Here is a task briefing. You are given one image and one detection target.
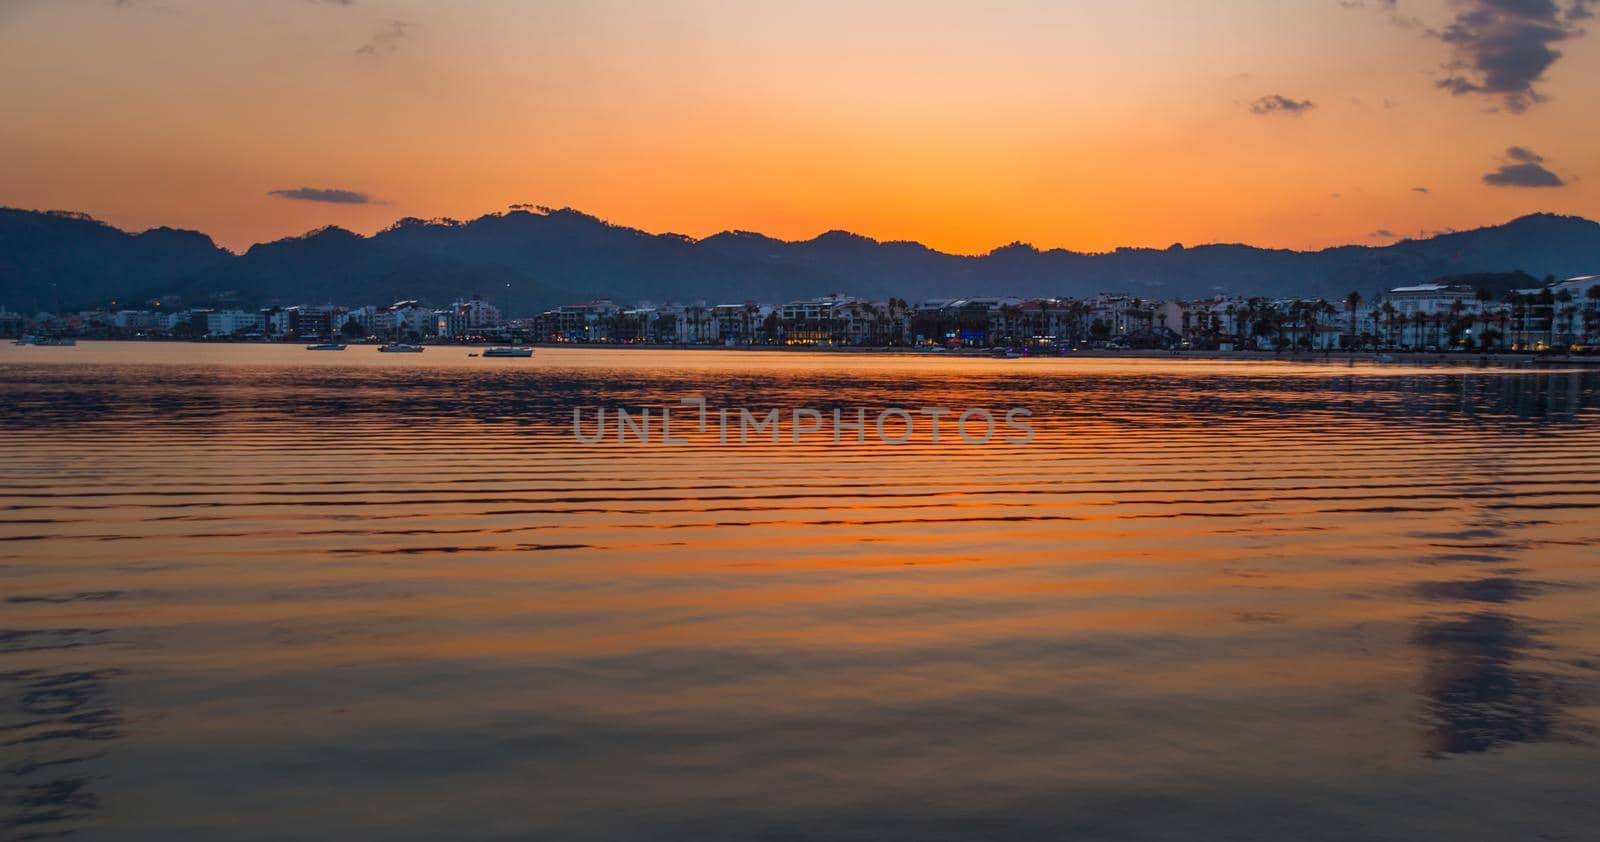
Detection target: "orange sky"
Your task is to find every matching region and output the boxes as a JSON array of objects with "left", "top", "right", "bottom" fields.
[{"left": 1, "top": 0, "right": 1596, "bottom": 254}]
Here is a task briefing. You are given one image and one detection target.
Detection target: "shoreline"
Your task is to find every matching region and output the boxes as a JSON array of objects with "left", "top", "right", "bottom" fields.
[{"left": 16, "top": 338, "right": 1600, "bottom": 367}]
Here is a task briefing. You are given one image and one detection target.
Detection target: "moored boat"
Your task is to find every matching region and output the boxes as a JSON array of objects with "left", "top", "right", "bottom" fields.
[
  {"left": 481, "top": 346, "right": 533, "bottom": 358},
  {"left": 305, "top": 342, "right": 347, "bottom": 351},
  {"left": 378, "top": 343, "right": 424, "bottom": 353},
  {"left": 15, "top": 336, "right": 76, "bottom": 346}
]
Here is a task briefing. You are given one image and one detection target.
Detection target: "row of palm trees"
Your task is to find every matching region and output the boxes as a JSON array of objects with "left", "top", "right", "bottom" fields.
[
  {"left": 1501, "top": 286, "right": 1600, "bottom": 348},
  {"left": 1361, "top": 287, "right": 1599, "bottom": 351},
  {"left": 1187, "top": 285, "right": 1600, "bottom": 352},
  {"left": 560, "top": 283, "right": 1600, "bottom": 350},
  {"left": 1182, "top": 297, "right": 1344, "bottom": 350}
]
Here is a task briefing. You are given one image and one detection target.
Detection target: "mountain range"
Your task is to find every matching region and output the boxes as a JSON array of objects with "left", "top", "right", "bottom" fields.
[{"left": 3, "top": 205, "right": 1598, "bottom": 315}]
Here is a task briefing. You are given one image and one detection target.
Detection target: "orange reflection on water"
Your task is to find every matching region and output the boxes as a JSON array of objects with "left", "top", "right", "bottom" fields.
[{"left": 2, "top": 343, "right": 1598, "bottom": 839}]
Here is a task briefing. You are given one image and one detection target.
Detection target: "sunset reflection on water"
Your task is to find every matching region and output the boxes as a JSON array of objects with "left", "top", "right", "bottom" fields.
[{"left": 2, "top": 344, "right": 1598, "bottom": 840}]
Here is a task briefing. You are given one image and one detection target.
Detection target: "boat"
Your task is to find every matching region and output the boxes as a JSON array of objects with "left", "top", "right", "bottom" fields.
[
  {"left": 15, "top": 336, "right": 77, "bottom": 346},
  {"left": 481, "top": 346, "right": 533, "bottom": 358},
  {"left": 377, "top": 343, "right": 424, "bottom": 353},
  {"left": 305, "top": 342, "right": 347, "bottom": 351}
]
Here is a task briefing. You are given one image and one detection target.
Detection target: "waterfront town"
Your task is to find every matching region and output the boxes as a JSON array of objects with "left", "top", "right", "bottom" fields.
[{"left": 6, "top": 275, "right": 1600, "bottom": 353}]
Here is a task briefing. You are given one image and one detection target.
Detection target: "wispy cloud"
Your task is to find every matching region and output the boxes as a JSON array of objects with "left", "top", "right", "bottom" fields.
[
  {"left": 1482, "top": 146, "right": 1565, "bottom": 187},
  {"left": 357, "top": 19, "right": 409, "bottom": 56},
  {"left": 268, "top": 187, "right": 375, "bottom": 204},
  {"left": 1248, "top": 94, "right": 1315, "bottom": 116},
  {"left": 1343, "top": 0, "right": 1427, "bottom": 29},
  {"left": 107, "top": 0, "right": 183, "bottom": 14},
  {"left": 1412, "top": 186, "right": 1430, "bottom": 193},
  {"left": 1368, "top": 228, "right": 1398, "bottom": 239}
]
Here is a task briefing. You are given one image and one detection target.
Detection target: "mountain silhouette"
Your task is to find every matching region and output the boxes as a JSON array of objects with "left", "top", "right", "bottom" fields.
[
  {"left": 0, "top": 208, "right": 229, "bottom": 311},
  {"left": 2, "top": 205, "right": 1597, "bottom": 314}
]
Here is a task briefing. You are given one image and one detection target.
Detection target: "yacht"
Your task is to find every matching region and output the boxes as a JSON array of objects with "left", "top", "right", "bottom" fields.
[
  {"left": 305, "top": 342, "right": 347, "bottom": 351},
  {"left": 481, "top": 346, "right": 533, "bottom": 358},
  {"left": 378, "top": 343, "right": 425, "bottom": 353}
]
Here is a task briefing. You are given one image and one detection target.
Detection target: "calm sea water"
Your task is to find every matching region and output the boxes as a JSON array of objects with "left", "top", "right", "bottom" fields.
[{"left": 3, "top": 342, "right": 1599, "bottom": 841}]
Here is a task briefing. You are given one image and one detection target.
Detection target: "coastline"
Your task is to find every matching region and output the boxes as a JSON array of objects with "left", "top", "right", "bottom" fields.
[{"left": 15, "top": 337, "right": 1600, "bottom": 368}]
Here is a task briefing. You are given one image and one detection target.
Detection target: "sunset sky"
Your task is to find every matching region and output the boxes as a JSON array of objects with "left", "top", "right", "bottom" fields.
[{"left": 1, "top": 0, "right": 1596, "bottom": 254}]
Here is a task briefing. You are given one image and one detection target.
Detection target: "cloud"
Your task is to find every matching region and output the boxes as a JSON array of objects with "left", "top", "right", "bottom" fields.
[
  {"left": 268, "top": 187, "right": 374, "bottom": 204},
  {"left": 1431, "top": 0, "right": 1591, "bottom": 112},
  {"left": 1369, "top": 228, "right": 1398, "bottom": 239},
  {"left": 1347, "top": 2, "right": 1588, "bottom": 110},
  {"left": 357, "top": 19, "right": 409, "bottom": 56},
  {"left": 1482, "top": 146, "right": 1565, "bottom": 187},
  {"left": 1505, "top": 145, "right": 1543, "bottom": 163},
  {"left": 1412, "top": 186, "right": 1431, "bottom": 193},
  {"left": 1344, "top": 0, "right": 1428, "bottom": 29},
  {"left": 107, "top": 0, "right": 182, "bottom": 14},
  {"left": 1248, "top": 94, "right": 1316, "bottom": 115}
]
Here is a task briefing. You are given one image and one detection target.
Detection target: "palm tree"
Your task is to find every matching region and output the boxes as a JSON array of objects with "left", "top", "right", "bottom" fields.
[
  {"left": 1244, "top": 297, "right": 1266, "bottom": 347},
  {"left": 1505, "top": 291, "right": 1527, "bottom": 348},
  {"left": 1556, "top": 289, "right": 1576, "bottom": 347},
  {"left": 1448, "top": 299, "right": 1467, "bottom": 348},
  {"left": 742, "top": 303, "right": 760, "bottom": 344},
  {"left": 1290, "top": 301, "right": 1307, "bottom": 349},
  {"left": 1345, "top": 291, "right": 1362, "bottom": 349},
  {"left": 1584, "top": 286, "right": 1600, "bottom": 345},
  {"left": 997, "top": 303, "right": 1023, "bottom": 346},
  {"left": 1316, "top": 299, "right": 1336, "bottom": 349},
  {"left": 1538, "top": 288, "right": 1556, "bottom": 348},
  {"left": 1071, "top": 300, "right": 1090, "bottom": 345},
  {"left": 762, "top": 309, "right": 780, "bottom": 344}
]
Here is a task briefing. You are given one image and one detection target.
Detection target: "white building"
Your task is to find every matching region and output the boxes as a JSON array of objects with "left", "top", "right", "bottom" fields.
[
  {"left": 448, "top": 296, "right": 503, "bottom": 331},
  {"left": 112, "top": 310, "right": 169, "bottom": 333},
  {"left": 1384, "top": 284, "right": 1479, "bottom": 317},
  {"left": 206, "top": 310, "right": 266, "bottom": 336},
  {"left": 372, "top": 300, "right": 435, "bottom": 338}
]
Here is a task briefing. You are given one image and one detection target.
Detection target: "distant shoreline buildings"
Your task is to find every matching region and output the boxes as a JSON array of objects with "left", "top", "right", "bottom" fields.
[{"left": 5, "top": 276, "right": 1599, "bottom": 353}]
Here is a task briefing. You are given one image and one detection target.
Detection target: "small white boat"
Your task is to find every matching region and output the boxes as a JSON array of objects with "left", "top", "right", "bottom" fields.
[
  {"left": 15, "top": 336, "right": 76, "bottom": 346},
  {"left": 378, "top": 343, "right": 424, "bottom": 353},
  {"left": 305, "top": 342, "right": 347, "bottom": 351},
  {"left": 481, "top": 346, "right": 533, "bottom": 358}
]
